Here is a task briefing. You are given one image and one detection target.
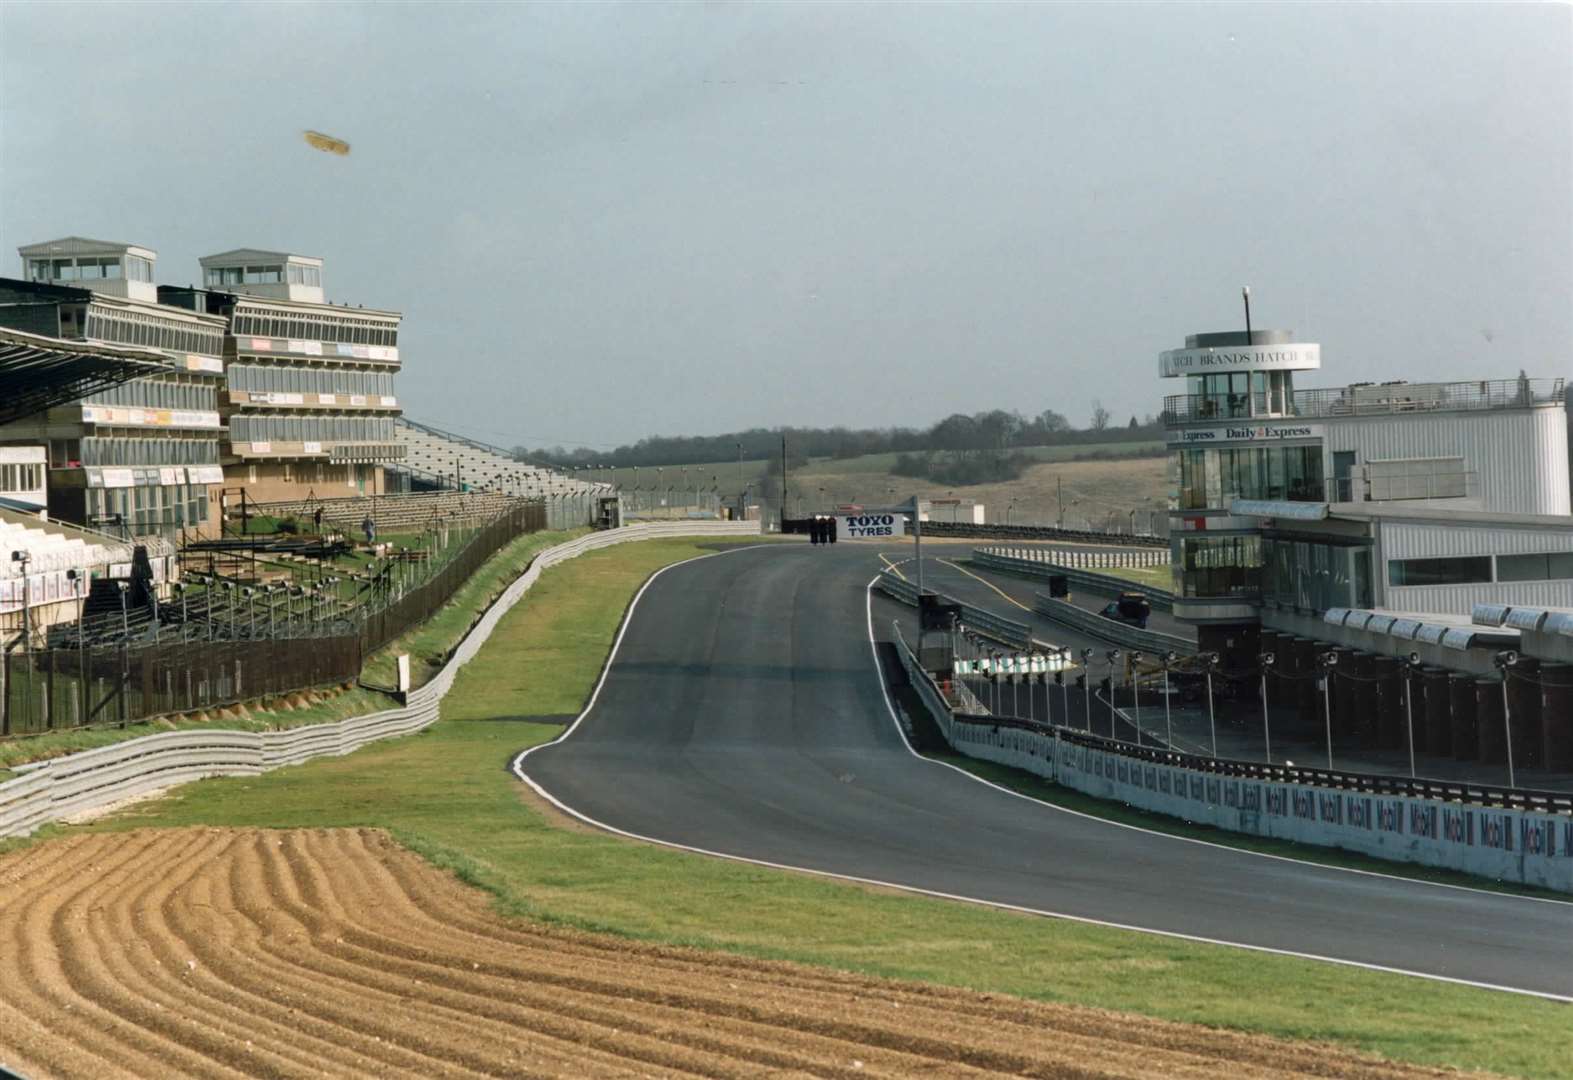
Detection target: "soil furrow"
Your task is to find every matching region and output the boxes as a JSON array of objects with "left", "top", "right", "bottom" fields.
[{"left": 0, "top": 829, "right": 1479, "bottom": 1080}]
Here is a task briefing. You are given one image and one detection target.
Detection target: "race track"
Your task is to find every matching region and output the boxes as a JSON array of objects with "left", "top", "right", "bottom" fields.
[{"left": 516, "top": 542, "right": 1573, "bottom": 1000}]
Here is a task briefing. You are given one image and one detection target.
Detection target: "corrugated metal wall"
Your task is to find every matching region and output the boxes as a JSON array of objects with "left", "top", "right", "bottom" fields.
[
  {"left": 1326, "top": 406, "right": 1569, "bottom": 515},
  {"left": 1386, "top": 579, "right": 1573, "bottom": 617},
  {"left": 1382, "top": 520, "right": 1573, "bottom": 560}
]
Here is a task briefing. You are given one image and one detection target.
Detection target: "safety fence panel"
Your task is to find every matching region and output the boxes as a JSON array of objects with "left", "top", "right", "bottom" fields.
[{"left": 0, "top": 520, "right": 760, "bottom": 839}]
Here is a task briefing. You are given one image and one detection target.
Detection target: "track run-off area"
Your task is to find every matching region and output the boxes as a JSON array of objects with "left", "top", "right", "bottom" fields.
[{"left": 517, "top": 542, "right": 1573, "bottom": 1002}]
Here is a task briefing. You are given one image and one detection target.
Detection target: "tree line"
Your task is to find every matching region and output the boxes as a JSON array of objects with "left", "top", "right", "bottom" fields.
[{"left": 515, "top": 402, "right": 1159, "bottom": 469}]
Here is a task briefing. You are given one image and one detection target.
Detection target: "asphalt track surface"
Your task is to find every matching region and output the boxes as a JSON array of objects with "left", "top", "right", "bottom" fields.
[{"left": 516, "top": 542, "right": 1573, "bottom": 1001}]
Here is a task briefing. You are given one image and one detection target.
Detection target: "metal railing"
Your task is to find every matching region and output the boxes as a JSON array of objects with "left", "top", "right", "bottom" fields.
[
  {"left": 2, "top": 501, "right": 548, "bottom": 736},
  {"left": 1031, "top": 592, "right": 1194, "bottom": 654},
  {"left": 972, "top": 548, "right": 1177, "bottom": 609},
  {"left": 918, "top": 521, "right": 1167, "bottom": 548},
  {"left": 875, "top": 572, "right": 1033, "bottom": 650},
  {"left": 1164, "top": 377, "right": 1565, "bottom": 424}
]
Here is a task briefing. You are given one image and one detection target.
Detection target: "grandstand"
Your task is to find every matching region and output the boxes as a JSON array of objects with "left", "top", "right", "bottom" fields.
[
  {"left": 0, "top": 507, "right": 175, "bottom": 638},
  {"left": 251, "top": 489, "right": 521, "bottom": 533},
  {"left": 392, "top": 417, "right": 606, "bottom": 502}
]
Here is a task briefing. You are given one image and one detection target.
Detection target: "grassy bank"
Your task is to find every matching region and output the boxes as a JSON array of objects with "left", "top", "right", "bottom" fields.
[{"left": 66, "top": 538, "right": 1572, "bottom": 1079}]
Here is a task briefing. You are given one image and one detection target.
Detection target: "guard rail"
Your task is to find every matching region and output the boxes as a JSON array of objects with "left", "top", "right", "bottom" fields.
[
  {"left": 918, "top": 521, "right": 1166, "bottom": 547},
  {"left": 972, "top": 548, "right": 1177, "bottom": 609},
  {"left": 876, "top": 572, "right": 1032, "bottom": 651},
  {"left": 0, "top": 520, "right": 760, "bottom": 839},
  {"left": 1032, "top": 593, "right": 1194, "bottom": 655}
]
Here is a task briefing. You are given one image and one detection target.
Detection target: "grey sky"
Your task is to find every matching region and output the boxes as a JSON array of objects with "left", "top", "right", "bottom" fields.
[{"left": 2, "top": 2, "right": 1568, "bottom": 451}]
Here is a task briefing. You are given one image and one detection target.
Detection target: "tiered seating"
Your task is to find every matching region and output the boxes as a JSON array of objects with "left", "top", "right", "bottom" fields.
[
  {"left": 252, "top": 490, "right": 519, "bottom": 533},
  {"left": 0, "top": 509, "right": 138, "bottom": 577},
  {"left": 392, "top": 418, "right": 607, "bottom": 501}
]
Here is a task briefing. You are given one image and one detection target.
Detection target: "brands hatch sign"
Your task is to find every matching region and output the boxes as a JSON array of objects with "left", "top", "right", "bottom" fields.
[
  {"left": 836, "top": 513, "right": 905, "bottom": 539},
  {"left": 1168, "top": 423, "right": 1323, "bottom": 446},
  {"left": 1159, "top": 343, "right": 1320, "bottom": 378}
]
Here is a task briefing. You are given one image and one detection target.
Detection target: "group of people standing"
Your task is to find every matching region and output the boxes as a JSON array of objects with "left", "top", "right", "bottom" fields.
[{"left": 808, "top": 515, "right": 838, "bottom": 545}]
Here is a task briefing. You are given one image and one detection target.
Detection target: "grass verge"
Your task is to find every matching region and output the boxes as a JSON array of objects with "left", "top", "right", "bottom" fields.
[{"left": 40, "top": 537, "right": 1572, "bottom": 1079}]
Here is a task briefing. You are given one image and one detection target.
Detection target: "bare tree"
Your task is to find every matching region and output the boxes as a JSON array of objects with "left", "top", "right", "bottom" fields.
[{"left": 1090, "top": 400, "right": 1111, "bottom": 431}]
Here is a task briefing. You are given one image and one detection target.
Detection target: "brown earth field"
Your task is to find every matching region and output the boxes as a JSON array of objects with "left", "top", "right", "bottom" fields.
[
  {"left": 790, "top": 457, "right": 1170, "bottom": 533},
  {"left": 0, "top": 828, "right": 1492, "bottom": 1080}
]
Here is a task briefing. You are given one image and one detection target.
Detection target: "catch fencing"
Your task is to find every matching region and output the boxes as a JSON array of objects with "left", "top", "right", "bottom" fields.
[
  {"left": 0, "top": 520, "right": 760, "bottom": 840},
  {"left": 889, "top": 621, "right": 1573, "bottom": 891},
  {"left": 875, "top": 571, "right": 1033, "bottom": 651},
  {"left": 972, "top": 548, "right": 1177, "bottom": 609}
]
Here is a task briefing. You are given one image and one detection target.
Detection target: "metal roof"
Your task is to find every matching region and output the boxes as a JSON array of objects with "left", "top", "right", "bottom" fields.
[
  {"left": 17, "top": 236, "right": 156, "bottom": 258},
  {"left": 0, "top": 326, "right": 168, "bottom": 425},
  {"left": 199, "top": 248, "right": 323, "bottom": 266}
]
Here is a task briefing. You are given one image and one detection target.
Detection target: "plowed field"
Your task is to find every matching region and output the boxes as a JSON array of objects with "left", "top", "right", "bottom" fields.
[{"left": 0, "top": 829, "right": 1475, "bottom": 1079}]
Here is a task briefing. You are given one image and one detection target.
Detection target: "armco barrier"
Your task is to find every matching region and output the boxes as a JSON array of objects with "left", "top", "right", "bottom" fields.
[
  {"left": 919, "top": 521, "right": 1166, "bottom": 547},
  {"left": 1032, "top": 593, "right": 1194, "bottom": 655},
  {"left": 875, "top": 572, "right": 1032, "bottom": 651},
  {"left": 890, "top": 626, "right": 1573, "bottom": 892},
  {"left": 0, "top": 521, "right": 759, "bottom": 840},
  {"left": 973, "top": 548, "right": 1177, "bottom": 610}
]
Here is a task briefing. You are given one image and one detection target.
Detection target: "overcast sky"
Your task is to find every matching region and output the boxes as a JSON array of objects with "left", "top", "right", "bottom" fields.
[{"left": 2, "top": 2, "right": 1568, "bottom": 451}]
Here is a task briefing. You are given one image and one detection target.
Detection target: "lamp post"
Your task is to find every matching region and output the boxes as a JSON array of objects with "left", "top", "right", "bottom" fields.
[
  {"left": 1318, "top": 650, "right": 1338, "bottom": 770},
  {"left": 1402, "top": 652, "right": 1421, "bottom": 779},
  {"left": 1494, "top": 650, "right": 1518, "bottom": 789},
  {"left": 1080, "top": 648, "right": 1093, "bottom": 730},
  {"left": 1104, "top": 648, "right": 1121, "bottom": 739},
  {"left": 11, "top": 551, "right": 30, "bottom": 657},
  {"left": 1259, "top": 651, "right": 1275, "bottom": 764},
  {"left": 1058, "top": 650, "right": 1071, "bottom": 727},
  {"left": 1204, "top": 651, "right": 1219, "bottom": 757},
  {"left": 1161, "top": 651, "right": 1177, "bottom": 750},
  {"left": 1129, "top": 650, "right": 1144, "bottom": 745}
]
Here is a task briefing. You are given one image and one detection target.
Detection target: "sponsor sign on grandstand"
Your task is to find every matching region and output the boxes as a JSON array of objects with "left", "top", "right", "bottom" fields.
[
  {"left": 189, "top": 465, "right": 226, "bottom": 484},
  {"left": 317, "top": 393, "right": 337, "bottom": 405},
  {"left": 251, "top": 392, "right": 305, "bottom": 405},
  {"left": 837, "top": 513, "right": 904, "bottom": 539},
  {"left": 379, "top": 395, "right": 397, "bottom": 407},
  {"left": 184, "top": 354, "right": 224, "bottom": 373},
  {"left": 249, "top": 337, "right": 273, "bottom": 351},
  {"left": 349, "top": 394, "right": 367, "bottom": 406},
  {"left": 303, "top": 441, "right": 323, "bottom": 454},
  {"left": 86, "top": 468, "right": 136, "bottom": 489},
  {"left": 80, "top": 405, "right": 221, "bottom": 430},
  {"left": 158, "top": 467, "right": 186, "bottom": 486},
  {"left": 286, "top": 340, "right": 324, "bottom": 356},
  {"left": 252, "top": 441, "right": 273, "bottom": 453}
]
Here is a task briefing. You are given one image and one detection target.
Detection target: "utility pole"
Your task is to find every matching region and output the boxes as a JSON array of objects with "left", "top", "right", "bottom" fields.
[
  {"left": 780, "top": 434, "right": 789, "bottom": 526},
  {"left": 737, "top": 442, "right": 744, "bottom": 522},
  {"left": 1056, "top": 475, "right": 1064, "bottom": 529}
]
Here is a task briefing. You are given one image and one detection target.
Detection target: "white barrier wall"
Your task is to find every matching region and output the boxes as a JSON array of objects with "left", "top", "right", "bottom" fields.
[
  {"left": 893, "top": 627, "right": 1573, "bottom": 893},
  {"left": 0, "top": 521, "right": 759, "bottom": 840}
]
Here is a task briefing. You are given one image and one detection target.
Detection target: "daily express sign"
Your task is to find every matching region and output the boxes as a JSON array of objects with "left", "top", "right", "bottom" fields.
[
  {"left": 837, "top": 513, "right": 905, "bottom": 539},
  {"left": 1168, "top": 423, "right": 1323, "bottom": 445}
]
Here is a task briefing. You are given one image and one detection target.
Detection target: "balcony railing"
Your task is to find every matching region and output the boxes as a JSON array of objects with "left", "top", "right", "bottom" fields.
[{"left": 1164, "top": 377, "right": 1565, "bottom": 424}]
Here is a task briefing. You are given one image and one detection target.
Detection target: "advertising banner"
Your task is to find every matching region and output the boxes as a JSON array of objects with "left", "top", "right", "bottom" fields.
[{"left": 836, "top": 513, "right": 905, "bottom": 539}]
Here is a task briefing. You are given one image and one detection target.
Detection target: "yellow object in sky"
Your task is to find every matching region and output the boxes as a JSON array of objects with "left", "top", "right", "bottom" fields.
[{"left": 303, "top": 130, "right": 351, "bottom": 156}]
